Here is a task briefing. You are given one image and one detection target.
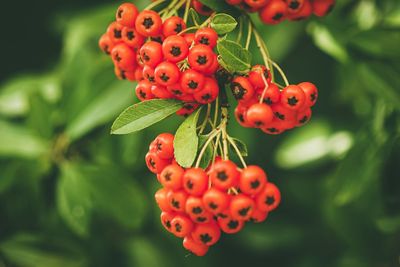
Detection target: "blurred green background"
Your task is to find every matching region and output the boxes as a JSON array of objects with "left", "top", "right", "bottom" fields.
[{"left": 0, "top": 0, "right": 399, "bottom": 266}]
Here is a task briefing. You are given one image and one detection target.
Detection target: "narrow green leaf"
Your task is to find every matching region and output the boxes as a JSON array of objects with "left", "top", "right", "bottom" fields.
[
  {"left": 174, "top": 108, "right": 202, "bottom": 167},
  {"left": 0, "top": 120, "right": 49, "bottom": 159},
  {"left": 198, "top": 135, "right": 213, "bottom": 169},
  {"left": 229, "top": 137, "right": 248, "bottom": 157},
  {"left": 189, "top": 8, "right": 200, "bottom": 26},
  {"left": 66, "top": 81, "right": 132, "bottom": 141},
  {"left": 211, "top": 13, "right": 237, "bottom": 34},
  {"left": 217, "top": 39, "right": 251, "bottom": 73},
  {"left": 111, "top": 99, "right": 183, "bottom": 135}
]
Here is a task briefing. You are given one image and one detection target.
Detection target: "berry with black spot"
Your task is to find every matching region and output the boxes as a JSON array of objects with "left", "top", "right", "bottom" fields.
[
  {"left": 183, "top": 168, "right": 208, "bottom": 196},
  {"left": 154, "top": 133, "right": 175, "bottom": 159},
  {"left": 116, "top": 3, "right": 139, "bottom": 27},
  {"left": 234, "top": 104, "right": 253, "bottom": 128},
  {"left": 193, "top": 77, "right": 219, "bottom": 104},
  {"left": 111, "top": 43, "right": 136, "bottom": 71},
  {"left": 107, "top": 22, "right": 124, "bottom": 43},
  {"left": 246, "top": 103, "right": 274, "bottom": 128},
  {"left": 151, "top": 84, "right": 175, "bottom": 99},
  {"left": 281, "top": 85, "right": 306, "bottom": 110},
  {"left": 285, "top": 0, "right": 304, "bottom": 13},
  {"left": 312, "top": 0, "right": 335, "bottom": 17},
  {"left": 140, "top": 41, "right": 163, "bottom": 67},
  {"left": 162, "top": 16, "right": 187, "bottom": 37},
  {"left": 176, "top": 103, "right": 199, "bottom": 116},
  {"left": 249, "top": 208, "right": 268, "bottom": 223},
  {"left": 160, "top": 211, "right": 175, "bottom": 233},
  {"left": 142, "top": 65, "right": 156, "bottom": 84},
  {"left": 231, "top": 76, "right": 255, "bottom": 103},
  {"left": 162, "top": 35, "right": 189, "bottom": 63},
  {"left": 298, "top": 82, "right": 318, "bottom": 107},
  {"left": 135, "top": 80, "right": 154, "bottom": 101},
  {"left": 256, "top": 182, "right": 281, "bottom": 212},
  {"left": 185, "top": 196, "right": 208, "bottom": 219},
  {"left": 155, "top": 188, "right": 173, "bottom": 212},
  {"left": 188, "top": 44, "right": 216, "bottom": 73},
  {"left": 244, "top": 0, "right": 269, "bottom": 9},
  {"left": 288, "top": 0, "right": 312, "bottom": 20},
  {"left": 194, "top": 28, "right": 218, "bottom": 48},
  {"left": 160, "top": 164, "right": 185, "bottom": 190},
  {"left": 239, "top": 165, "right": 268, "bottom": 196},
  {"left": 135, "top": 10, "right": 162, "bottom": 37},
  {"left": 202, "top": 188, "right": 230, "bottom": 214},
  {"left": 259, "top": 0, "right": 288, "bottom": 25},
  {"left": 192, "top": 223, "right": 221, "bottom": 246},
  {"left": 99, "top": 33, "right": 114, "bottom": 55},
  {"left": 180, "top": 69, "right": 205, "bottom": 94},
  {"left": 167, "top": 190, "right": 188, "bottom": 213},
  {"left": 114, "top": 67, "right": 136, "bottom": 81},
  {"left": 122, "top": 27, "right": 144, "bottom": 48},
  {"left": 209, "top": 160, "right": 240, "bottom": 190},
  {"left": 154, "top": 61, "right": 180, "bottom": 86},
  {"left": 171, "top": 215, "right": 193, "bottom": 238},
  {"left": 248, "top": 65, "right": 272, "bottom": 90},
  {"left": 192, "top": 0, "right": 214, "bottom": 16},
  {"left": 218, "top": 214, "right": 245, "bottom": 234},
  {"left": 230, "top": 194, "right": 255, "bottom": 221},
  {"left": 296, "top": 107, "right": 312, "bottom": 126},
  {"left": 145, "top": 151, "right": 170, "bottom": 174},
  {"left": 258, "top": 83, "right": 281, "bottom": 105}
]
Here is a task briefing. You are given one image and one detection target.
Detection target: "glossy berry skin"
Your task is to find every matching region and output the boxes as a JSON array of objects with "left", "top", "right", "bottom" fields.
[
  {"left": 248, "top": 65, "right": 271, "bottom": 89},
  {"left": 209, "top": 160, "right": 240, "bottom": 190},
  {"left": 111, "top": 43, "right": 136, "bottom": 71},
  {"left": 185, "top": 196, "right": 208, "bottom": 220},
  {"left": 135, "top": 10, "right": 162, "bottom": 37},
  {"left": 145, "top": 152, "right": 170, "bottom": 174},
  {"left": 194, "top": 28, "right": 218, "bottom": 48},
  {"left": 183, "top": 236, "right": 209, "bottom": 256},
  {"left": 280, "top": 85, "right": 306, "bottom": 110},
  {"left": 162, "top": 35, "right": 189, "bottom": 63},
  {"left": 167, "top": 190, "right": 188, "bottom": 213},
  {"left": 107, "top": 22, "right": 124, "bottom": 43},
  {"left": 288, "top": 0, "right": 312, "bottom": 20},
  {"left": 159, "top": 164, "right": 184, "bottom": 190},
  {"left": 246, "top": 103, "right": 274, "bottom": 128},
  {"left": 239, "top": 165, "right": 267, "bottom": 196},
  {"left": 192, "top": 0, "right": 214, "bottom": 16},
  {"left": 166, "top": 83, "right": 185, "bottom": 98},
  {"left": 180, "top": 69, "right": 205, "bottom": 94},
  {"left": 188, "top": 45, "right": 216, "bottom": 73},
  {"left": 193, "top": 77, "right": 219, "bottom": 104},
  {"left": 184, "top": 33, "right": 195, "bottom": 46},
  {"left": 261, "top": 121, "right": 286, "bottom": 135},
  {"left": 162, "top": 16, "right": 187, "bottom": 37},
  {"left": 202, "top": 188, "right": 230, "bottom": 214},
  {"left": 298, "top": 82, "right": 318, "bottom": 107},
  {"left": 155, "top": 188, "right": 172, "bottom": 212},
  {"left": 151, "top": 84, "right": 175, "bottom": 99},
  {"left": 244, "top": 0, "right": 269, "bottom": 9},
  {"left": 115, "top": 67, "right": 135, "bottom": 81},
  {"left": 171, "top": 215, "right": 193, "bottom": 238},
  {"left": 142, "top": 65, "right": 156, "bottom": 84},
  {"left": 272, "top": 103, "right": 297, "bottom": 124},
  {"left": 296, "top": 107, "right": 312, "bottom": 126},
  {"left": 202, "top": 54, "right": 220, "bottom": 76},
  {"left": 218, "top": 215, "right": 245, "bottom": 234},
  {"left": 116, "top": 3, "right": 139, "bottom": 27},
  {"left": 122, "top": 27, "right": 144, "bottom": 48},
  {"left": 249, "top": 208, "right": 268, "bottom": 223},
  {"left": 231, "top": 76, "right": 255, "bottom": 103},
  {"left": 154, "top": 62, "right": 180, "bottom": 86},
  {"left": 140, "top": 41, "right": 163, "bottom": 68},
  {"left": 192, "top": 223, "right": 221, "bottom": 246},
  {"left": 234, "top": 104, "right": 253, "bottom": 128},
  {"left": 135, "top": 80, "right": 154, "bottom": 101},
  {"left": 256, "top": 182, "right": 281, "bottom": 212},
  {"left": 99, "top": 33, "right": 114, "bottom": 55},
  {"left": 230, "top": 194, "right": 255, "bottom": 221},
  {"left": 154, "top": 133, "right": 175, "bottom": 159},
  {"left": 160, "top": 211, "right": 175, "bottom": 232},
  {"left": 176, "top": 103, "right": 199, "bottom": 117},
  {"left": 259, "top": 83, "right": 281, "bottom": 105},
  {"left": 259, "top": 0, "right": 288, "bottom": 25},
  {"left": 183, "top": 168, "right": 208, "bottom": 196},
  {"left": 285, "top": 0, "right": 304, "bottom": 14}
]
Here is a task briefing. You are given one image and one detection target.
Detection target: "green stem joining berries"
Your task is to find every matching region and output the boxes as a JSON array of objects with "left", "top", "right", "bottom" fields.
[
  {"left": 178, "top": 14, "right": 215, "bottom": 35},
  {"left": 144, "top": 0, "right": 167, "bottom": 11},
  {"left": 183, "top": 0, "right": 191, "bottom": 23},
  {"left": 162, "top": 0, "right": 186, "bottom": 19},
  {"left": 268, "top": 59, "right": 289, "bottom": 87},
  {"left": 199, "top": 104, "right": 211, "bottom": 134},
  {"left": 245, "top": 20, "right": 252, "bottom": 50},
  {"left": 236, "top": 16, "right": 244, "bottom": 43},
  {"left": 227, "top": 135, "right": 247, "bottom": 168},
  {"left": 195, "top": 128, "right": 220, "bottom": 168},
  {"left": 259, "top": 69, "right": 270, "bottom": 104},
  {"left": 220, "top": 107, "right": 229, "bottom": 161}
]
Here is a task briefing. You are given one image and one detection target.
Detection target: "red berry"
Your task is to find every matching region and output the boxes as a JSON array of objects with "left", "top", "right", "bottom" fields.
[
  {"left": 230, "top": 194, "right": 255, "bottom": 221},
  {"left": 99, "top": 33, "right": 114, "bottom": 55},
  {"left": 159, "top": 164, "right": 185, "bottom": 190},
  {"left": 203, "top": 188, "right": 230, "bottom": 214},
  {"left": 248, "top": 65, "right": 271, "bottom": 89},
  {"left": 256, "top": 182, "right": 281, "bottom": 212},
  {"left": 142, "top": 65, "right": 156, "bottom": 84},
  {"left": 183, "top": 236, "right": 209, "bottom": 256},
  {"left": 111, "top": 43, "right": 136, "bottom": 71},
  {"left": 259, "top": 0, "right": 288, "bottom": 25},
  {"left": 298, "top": 82, "right": 318, "bottom": 107},
  {"left": 154, "top": 133, "right": 175, "bottom": 159},
  {"left": 259, "top": 83, "right": 281, "bottom": 105},
  {"left": 145, "top": 151, "right": 170, "bottom": 173},
  {"left": 249, "top": 208, "right": 268, "bottom": 223},
  {"left": 246, "top": 103, "right": 274, "bottom": 128},
  {"left": 162, "top": 35, "right": 189, "bottom": 63},
  {"left": 154, "top": 61, "right": 180, "bottom": 86},
  {"left": 231, "top": 76, "right": 255, "bottom": 103},
  {"left": 218, "top": 214, "right": 245, "bottom": 234},
  {"left": 280, "top": 85, "right": 306, "bottom": 110},
  {"left": 162, "top": 16, "right": 187, "bottom": 37},
  {"left": 167, "top": 190, "right": 188, "bottom": 213},
  {"left": 312, "top": 0, "right": 335, "bottom": 17},
  {"left": 193, "top": 77, "right": 219, "bottom": 104},
  {"left": 160, "top": 211, "right": 175, "bottom": 232},
  {"left": 151, "top": 84, "right": 175, "bottom": 99},
  {"left": 192, "top": 0, "right": 214, "bottom": 16},
  {"left": 122, "top": 27, "right": 144, "bottom": 48},
  {"left": 155, "top": 188, "right": 173, "bottom": 212},
  {"left": 296, "top": 107, "right": 312, "bottom": 126},
  {"left": 140, "top": 41, "right": 163, "bottom": 67},
  {"left": 244, "top": 0, "right": 269, "bottom": 9},
  {"left": 183, "top": 168, "right": 208, "bottom": 196},
  {"left": 107, "top": 22, "right": 124, "bottom": 43},
  {"left": 239, "top": 165, "right": 267, "bottom": 196},
  {"left": 209, "top": 160, "right": 240, "bottom": 190},
  {"left": 135, "top": 10, "right": 162, "bottom": 37},
  {"left": 135, "top": 80, "right": 154, "bottom": 101},
  {"left": 192, "top": 223, "right": 221, "bottom": 246},
  {"left": 180, "top": 69, "right": 205, "bottom": 94},
  {"left": 194, "top": 28, "right": 218, "bottom": 48},
  {"left": 188, "top": 45, "right": 216, "bottom": 73},
  {"left": 116, "top": 3, "right": 139, "bottom": 27},
  {"left": 171, "top": 215, "right": 194, "bottom": 238}
]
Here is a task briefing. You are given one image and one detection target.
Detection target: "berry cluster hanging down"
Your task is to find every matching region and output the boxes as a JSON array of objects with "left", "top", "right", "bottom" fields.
[{"left": 147, "top": 133, "right": 280, "bottom": 256}]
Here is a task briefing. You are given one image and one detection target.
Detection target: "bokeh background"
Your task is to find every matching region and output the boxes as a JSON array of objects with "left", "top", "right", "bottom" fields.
[{"left": 0, "top": 0, "right": 399, "bottom": 266}]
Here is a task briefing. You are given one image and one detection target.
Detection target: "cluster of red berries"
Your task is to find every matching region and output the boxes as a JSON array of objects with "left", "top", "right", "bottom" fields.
[
  {"left": 145, "top": 133, "right": 281, "bottom": 256},
  {"left": 225, "top": 0, "right": 335, "bottom": 24},
  {"left": 99, "top": 3, "right": 221, "bottom": 116},
  {"left": 231, "top": 65, "right": 318, "bottom": 134}
]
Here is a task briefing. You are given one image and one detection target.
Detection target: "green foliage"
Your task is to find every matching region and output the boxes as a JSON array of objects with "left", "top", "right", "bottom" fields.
[
  {"left": 211, "top": 14, "right": 238, "bottom": 34},
  {"left": 0, "top": 1, "right": 399, "bottom": 267}
]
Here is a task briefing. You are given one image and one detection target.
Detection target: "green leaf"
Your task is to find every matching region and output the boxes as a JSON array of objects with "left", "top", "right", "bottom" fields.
[
  {"left": 174, "top": 108, "right": 202, "bottom": 168},
  {"left": 198, "top": 135, "right": 213, "bottom": 169},
  {"left": 57, "top": 164, "right": 93, "bottom": 237},
  {"left": 217, "top": 39, "right": 251, "bottom": 73},
  {"left": 211, "top": 13, "right": 237, "bottom": 34},
  {"left": 229, "top": 137, "right": 248, "bottom": 157},
  {"left": 111, "top": 99, "right": 183, "bottom": 135},
  {"left": 66, "top": 81, "right": 132, "bottom": 141},
  {"left": 0, "top": 120, "right": 49, "bottom": 159},
  {"left": 189, "top": 8, "right": 201, "bottom": 26},
  {"left": 0, "top": 234, "right": 86, "bottom": 267},
  {"left": 349, "top": 30, "right": 400, "bottom": 58},
  {"left": 307, "top": 22, "right": 349, "bottom": 63}
]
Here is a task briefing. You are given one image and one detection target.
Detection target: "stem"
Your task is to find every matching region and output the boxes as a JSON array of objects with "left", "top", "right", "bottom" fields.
[
  {"left": 227, "top": 136, "right": 247, "bottom": 168},
  {"left": 195, "top": 129, "right": 221, "bottom": 168},
  {"left": 145, "top": 0, "right": 167, "bottom": 10},
  {"left": 259, "top": 69, "right": 270, "bottom": 104},
  {"left": 213, "top": 97, "right": 219, "bottom": 128},
  {"left": 236, "top": 16, "right": 244, "bottom": 43},
  {"left": 183, "top": 0, "right": 191, "bottom": 23},
  {"left": 268, "top": 59, "right": 290, "bottom": 87},
  {"left": 220, "top": 107, "right": 229, "bottom": 160},
  {"left": 199, "top": 104, "right": 211, "bottom": 134},
  {"left": 245, "top": 20, "right": 252, "bottom": 50},
  {"left": 163, "top": 0, "right": 186, "bottom": 19}
]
